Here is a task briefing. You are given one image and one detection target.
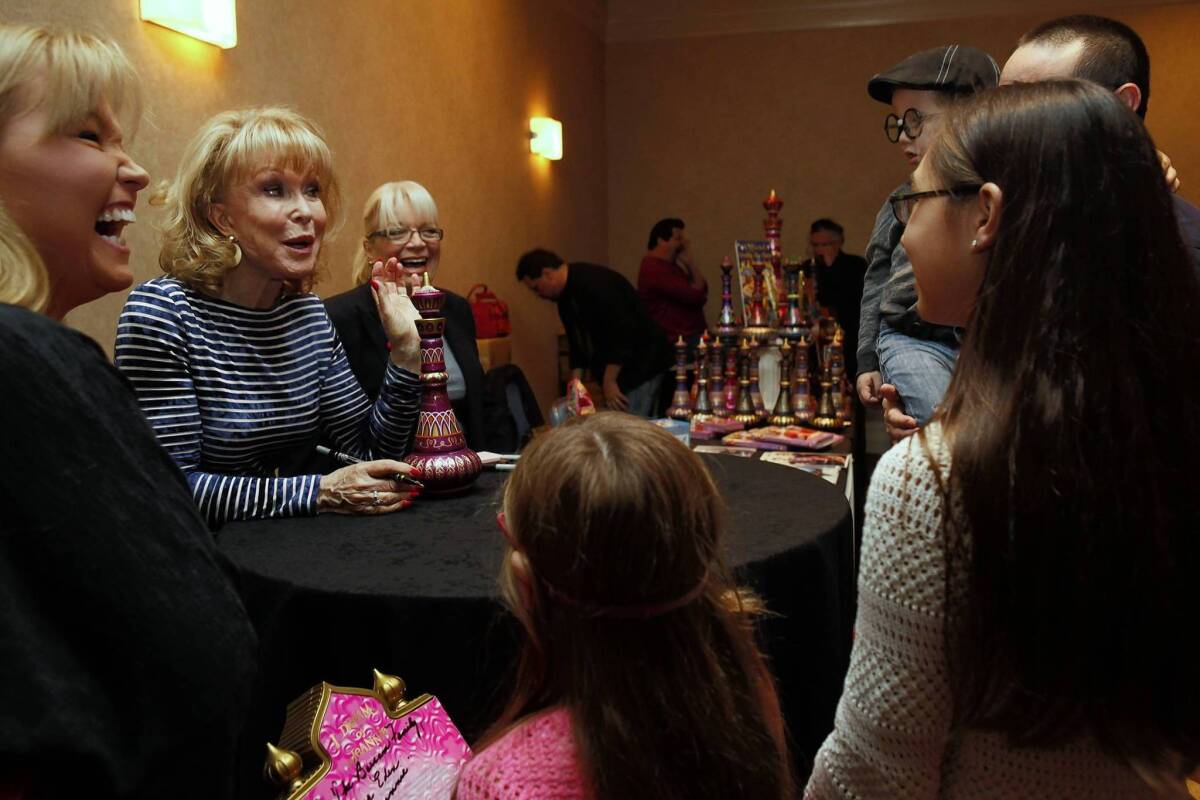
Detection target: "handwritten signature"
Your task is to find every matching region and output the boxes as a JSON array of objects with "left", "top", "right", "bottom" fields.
[{"left": 329, "top": 718, "right": 421, "bottom": 799}]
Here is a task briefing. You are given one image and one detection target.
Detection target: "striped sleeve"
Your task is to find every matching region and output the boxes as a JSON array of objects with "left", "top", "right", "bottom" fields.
[
  {"left": 319, "top": 334, "right": 421, "bottom": 460},
  {"left": 115, "top": 283, "right": 321, "bottom": 525}
]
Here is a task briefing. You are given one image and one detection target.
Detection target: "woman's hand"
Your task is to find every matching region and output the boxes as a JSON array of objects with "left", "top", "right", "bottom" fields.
[
  {"left": 1158, "top": 149, "right": 1180, "bottom": 193},
  {"left": 317, "top": 459, "right": 421, "bottom": 514},
  {"left": 369, "top": 257, "right": 422, "bottom": 374}
]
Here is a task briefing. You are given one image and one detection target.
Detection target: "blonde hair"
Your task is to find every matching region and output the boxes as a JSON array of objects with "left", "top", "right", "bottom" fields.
[
  {"left": 0, "top": 203, "right": 50, "bottom": 313},
  {"left": 0, "top": 24, "right": 138, "bottom": 316},
  {"left": 158, "top": 107, "right": 342, "bottom": 295},
  {"left": 0, "top": 23, "right": 140, "bottom": 138},
  {"left": 354, "top": 180, "right": 439, "bottom": 286}
]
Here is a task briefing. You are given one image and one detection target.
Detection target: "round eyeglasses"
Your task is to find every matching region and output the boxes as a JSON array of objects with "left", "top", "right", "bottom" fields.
[
  {"left": 884, "top": 108, "right": 939, "bottom": 144},
  {"left": 368, "top": 226, "right": 445, "bottom": 243},
  {"left": 888, "top": 185, "right": 982, "bottom": 225}
]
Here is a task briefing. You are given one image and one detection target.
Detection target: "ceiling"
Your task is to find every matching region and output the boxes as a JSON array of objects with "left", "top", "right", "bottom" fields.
[{"left": 602, "top": 0, "right": 1199, "bottom": 42}]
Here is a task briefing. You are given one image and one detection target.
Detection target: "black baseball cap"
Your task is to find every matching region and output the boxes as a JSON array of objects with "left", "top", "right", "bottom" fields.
[{"left": 868, "top": 44, "right": 1000, "bottom": 104}]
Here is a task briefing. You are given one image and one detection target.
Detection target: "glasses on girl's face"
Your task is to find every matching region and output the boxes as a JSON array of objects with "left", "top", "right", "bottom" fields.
[
  {"left": 368, "top": 226, "right": 445, "bottom": 243},
  {"left": 888, "top": 184, "right": 983, "bottom": 225},
  {"left": 884, "top": 108, "right": 939, "bottom": 143}
]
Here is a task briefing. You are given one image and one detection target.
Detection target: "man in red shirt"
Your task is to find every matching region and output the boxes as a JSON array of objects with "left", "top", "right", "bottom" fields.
[{"left": 637, "top": 218, "right": 708, "bottom": 350}]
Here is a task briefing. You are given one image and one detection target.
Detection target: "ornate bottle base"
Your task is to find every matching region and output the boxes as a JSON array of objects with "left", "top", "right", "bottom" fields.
[{"left": 404, "top": 451, "right": 483, "bottom": 496}]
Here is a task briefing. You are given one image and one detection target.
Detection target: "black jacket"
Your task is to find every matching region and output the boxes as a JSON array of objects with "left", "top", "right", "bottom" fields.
[
  {"left": 324, "top": 282, "right": 487, "bottom": 450},
  {"left": 558, "top": 263, "right": 673, "bottom": 392},
  {"left": 0, "top": 304, "right": 256, "bottom": 798}
]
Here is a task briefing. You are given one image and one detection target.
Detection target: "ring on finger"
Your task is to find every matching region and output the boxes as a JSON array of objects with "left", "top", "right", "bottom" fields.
[{"left": 372, "top": 489, "right": 381, "bottom": 506}]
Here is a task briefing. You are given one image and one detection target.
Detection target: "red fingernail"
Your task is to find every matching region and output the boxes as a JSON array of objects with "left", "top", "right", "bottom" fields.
[
  {"left": 400, "top": 499, "right": 412, "bottom": 509},
  {"left": 370, "top": 279, "right": 382, "bottom": 291},
  {"left": 410, "top": 467, "right": 423, "bottom": 478}
]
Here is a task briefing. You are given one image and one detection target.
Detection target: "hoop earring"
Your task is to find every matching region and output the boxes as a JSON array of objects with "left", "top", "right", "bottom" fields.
[{"left": 228, "top": 235, "right": 242, "bottom": 267}]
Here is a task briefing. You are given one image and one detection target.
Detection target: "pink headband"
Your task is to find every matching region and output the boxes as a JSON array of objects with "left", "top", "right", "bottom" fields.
[
  {"left": 496, "top": 511, "right": 709, "bottom": 620},
  {"left": 538, "top": 572, "right": 710, "bottom": 620}
]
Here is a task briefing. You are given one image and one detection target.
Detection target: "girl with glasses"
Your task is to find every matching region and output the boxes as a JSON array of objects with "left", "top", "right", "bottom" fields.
[{"left": 808, "top": 80, "right": 1200, "bottom": 798}]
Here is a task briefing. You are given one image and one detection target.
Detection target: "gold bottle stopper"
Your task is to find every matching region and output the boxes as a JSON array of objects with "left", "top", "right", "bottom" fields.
[
  {"left": 373, "top": 668, "right": 407, "bottom": 713},
  {"left": 263, "top": 742, "right": 305, "bottom": 793}
]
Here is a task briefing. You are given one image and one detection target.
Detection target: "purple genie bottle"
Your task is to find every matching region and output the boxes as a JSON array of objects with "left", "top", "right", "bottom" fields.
[{"left": 403, "top": 274, "right": 482, "bottom": 495}]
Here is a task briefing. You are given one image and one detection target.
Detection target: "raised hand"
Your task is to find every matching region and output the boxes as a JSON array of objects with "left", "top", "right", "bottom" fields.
[{"left": 369, "top": 257, "right": 422, "bottom": 373}]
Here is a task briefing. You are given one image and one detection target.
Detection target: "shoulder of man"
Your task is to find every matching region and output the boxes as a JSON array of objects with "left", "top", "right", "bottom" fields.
[
  {"left": 570, "top": 262, "right": 629, "bottom": 286},
  {"left": 1172, "top": 194, "right": 1200, "bottom": 261}
]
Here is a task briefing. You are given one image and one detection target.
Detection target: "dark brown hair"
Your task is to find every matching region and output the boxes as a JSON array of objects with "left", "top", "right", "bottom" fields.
[
  {"left": 483, "top": 413, "right": 793, "bottom": 799},
  {"left": 1019, "top": 15, "right": 1150, "bottom": 118},
  {"left": 926, "top": 80, "right": 1200, "bottom": 777}
]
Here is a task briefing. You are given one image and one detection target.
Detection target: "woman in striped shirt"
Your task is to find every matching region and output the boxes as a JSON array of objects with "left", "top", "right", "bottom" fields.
[{"left": 116, "top": 107, "right": 423, "bottom": 525}]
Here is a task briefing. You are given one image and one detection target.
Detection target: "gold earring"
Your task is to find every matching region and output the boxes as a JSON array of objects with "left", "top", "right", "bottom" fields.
[{"left": 228, "top": 235, "right": 242, "bottom": 267}]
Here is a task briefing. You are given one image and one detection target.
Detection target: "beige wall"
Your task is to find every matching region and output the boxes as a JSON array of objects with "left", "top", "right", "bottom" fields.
[
  {"left": 606, "top": 3, "right": 1200, "bottom": 327},
  {"left": 7, "top": 2, "right": 1198, "bottom": 412},
  {"left": 4, "top": 0, "right": 607, "bottom": 410}
]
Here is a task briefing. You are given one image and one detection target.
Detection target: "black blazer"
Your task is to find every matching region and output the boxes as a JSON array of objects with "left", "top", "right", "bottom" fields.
[{"left": 324, "top": 282, "right": 487, "bottom": 450}]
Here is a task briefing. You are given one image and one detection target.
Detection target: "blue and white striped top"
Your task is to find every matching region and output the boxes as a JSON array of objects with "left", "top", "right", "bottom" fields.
[{"left": 115, "top": 277, "right": 420, "bottom": 525}]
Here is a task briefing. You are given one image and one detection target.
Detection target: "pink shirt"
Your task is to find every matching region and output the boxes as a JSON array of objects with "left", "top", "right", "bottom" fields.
[{"left": 456, "top": 708, "right": 587, "bottom": 800}]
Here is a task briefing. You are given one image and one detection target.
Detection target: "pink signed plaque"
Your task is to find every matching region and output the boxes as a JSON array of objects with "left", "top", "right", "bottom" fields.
[{"left": 264, "top": 670, "right": 471, "bottom": 800}]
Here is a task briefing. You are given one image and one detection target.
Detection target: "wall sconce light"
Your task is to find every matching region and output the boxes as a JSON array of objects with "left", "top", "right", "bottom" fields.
[
  {"left": 140, "top": 0, "right": 238, "bottom": 49},
  {"left": 529, "top": 117, "right": 563, "bottom": 161}
]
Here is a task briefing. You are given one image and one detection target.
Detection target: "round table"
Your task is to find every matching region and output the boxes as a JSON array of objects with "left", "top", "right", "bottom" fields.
[{"left": 219, "top": 455, "right": 853, "bottom": 796}]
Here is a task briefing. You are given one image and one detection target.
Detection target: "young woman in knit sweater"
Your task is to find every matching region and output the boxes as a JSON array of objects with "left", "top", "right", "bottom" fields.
[
  {"left": 807, "top": 80, "right": 1200, "bottom": 797},
  {"left": 456, "top": 413, "right": 794, "bottom": 800}
]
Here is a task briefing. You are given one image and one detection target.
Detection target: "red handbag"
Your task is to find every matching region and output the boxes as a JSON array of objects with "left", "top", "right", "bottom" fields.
[{"left": 467, "top": 284, "right": 511, "bottom": 338}]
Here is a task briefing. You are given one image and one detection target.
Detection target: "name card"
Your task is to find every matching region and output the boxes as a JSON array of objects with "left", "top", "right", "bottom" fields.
[{"left": 265, "top": 670, "right": 471, "bottom": 800}]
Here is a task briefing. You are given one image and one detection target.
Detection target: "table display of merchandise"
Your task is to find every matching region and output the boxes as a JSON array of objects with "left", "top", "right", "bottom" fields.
[{"left": 669, "top": 191, "right": 855, "bottom": 440}]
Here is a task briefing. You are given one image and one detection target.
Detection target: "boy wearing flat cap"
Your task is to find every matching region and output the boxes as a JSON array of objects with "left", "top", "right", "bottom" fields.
[{"left": 855, "top": 45, "right": 999, "bottom": 435}]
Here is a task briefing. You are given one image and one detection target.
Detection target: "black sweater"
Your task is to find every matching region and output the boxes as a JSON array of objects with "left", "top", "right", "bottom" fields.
[{"left": 0, "top": 304, "right": 256, "bottom": 798}]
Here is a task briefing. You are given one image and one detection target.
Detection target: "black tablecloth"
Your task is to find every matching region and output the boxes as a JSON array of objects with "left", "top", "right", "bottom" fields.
[{"left": 218, "top": 455, "right": 853, "bottom": 796}]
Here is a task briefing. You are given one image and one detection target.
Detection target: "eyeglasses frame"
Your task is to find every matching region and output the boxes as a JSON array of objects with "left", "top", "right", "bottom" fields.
[
  {"left": 888, "top": 184, "right": 983, "bottom": 225},
  {"left": 367, "top": 225, "right": 445, "bottom": 243},
  {"left": 884, "top": 108, "right": 941, "bottom": 144}
]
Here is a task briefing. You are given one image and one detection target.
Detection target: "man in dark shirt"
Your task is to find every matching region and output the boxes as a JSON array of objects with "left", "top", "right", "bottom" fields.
[
  {"left": 517, "top": 248, "right": 672, "bottom": 416},
  {"left": 885, "top": 15, "right": 1200, "bottom": 441},
  {"left": 811, "top": 218, "right": 868, "bottom": 379},
  {"left": 637, "top": 217, "right": 708, "bottom": 348},
  {"left": 1001, "top": 15, "right": 1200, "bottom": 268}
]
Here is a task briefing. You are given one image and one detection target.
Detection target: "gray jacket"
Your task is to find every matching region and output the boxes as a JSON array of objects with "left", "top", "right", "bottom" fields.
[{"left": 857, "top": 186, "right": 960, "bottom": 374}]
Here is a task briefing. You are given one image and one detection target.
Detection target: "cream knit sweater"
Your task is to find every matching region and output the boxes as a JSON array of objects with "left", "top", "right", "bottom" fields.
[{"left": 805, "top": 428, "right": 1160, "bottom": 799}]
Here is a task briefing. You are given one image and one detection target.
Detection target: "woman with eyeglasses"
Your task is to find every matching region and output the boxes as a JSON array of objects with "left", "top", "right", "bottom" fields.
[
  {"left": 325, "top": 181, "right": 488, "bottom": 449},
  {"left": 854, "top": 45, "right": 998, "bottom": 440},
  {"left": 807, "top": 79, "right": 1200, "bottom": 798},
  {"left": 116, "top": 109, "right": 424, "bottom": 526}
]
